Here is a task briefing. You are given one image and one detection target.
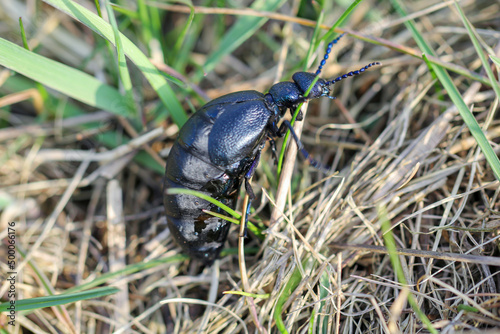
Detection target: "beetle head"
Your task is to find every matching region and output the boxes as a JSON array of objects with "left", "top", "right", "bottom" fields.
[
  {"left": 267, "top": 32, "right": 381, "bottom": 115},
  {"left": 267, "top": 73, "right": 331, "bottom": 114},
  {"left": 292, "top": 72, "right": 331, "bottom": 99}
]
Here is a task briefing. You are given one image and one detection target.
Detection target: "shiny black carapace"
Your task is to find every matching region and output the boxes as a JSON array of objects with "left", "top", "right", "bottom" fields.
[{"left": 163, "top": 34, "right": 380, "bottom": 265}]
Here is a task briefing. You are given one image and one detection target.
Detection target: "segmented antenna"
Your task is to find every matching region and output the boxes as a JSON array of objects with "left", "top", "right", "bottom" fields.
[
  {"left": 315, "top": 33, "right": 346, "bottom": 76},
  {"left": 325, "top": 62, "right": 381, "bottom": 86}
]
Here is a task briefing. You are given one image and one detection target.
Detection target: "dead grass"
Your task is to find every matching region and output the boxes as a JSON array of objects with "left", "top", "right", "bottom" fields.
[{"left": 0, "top": 0, "right": 499, "bottom": 333}]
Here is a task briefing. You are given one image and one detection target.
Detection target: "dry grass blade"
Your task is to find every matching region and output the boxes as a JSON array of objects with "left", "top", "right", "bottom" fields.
[
  {"left": 106, "top": 180, "right": 129, "bottom": 326},
  {"left": 331, "top": 243, "right": 500, "bottom": 267}
]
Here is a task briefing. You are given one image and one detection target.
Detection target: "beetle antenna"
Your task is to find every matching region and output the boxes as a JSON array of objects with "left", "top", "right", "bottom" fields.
[
  {"left": 315, "top": 33, "right": 346, "bottom": 76},
  {"left": 283, "top": 120, "right": 330, "bottom": 173},
  {"left": 325, "top": 62, "right": 381, "bottom": 86}
]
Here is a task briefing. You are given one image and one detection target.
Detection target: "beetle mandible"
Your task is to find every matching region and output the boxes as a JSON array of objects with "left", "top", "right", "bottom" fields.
[{"left": 163, "top": 33, "right": 380, "bottom": 265}]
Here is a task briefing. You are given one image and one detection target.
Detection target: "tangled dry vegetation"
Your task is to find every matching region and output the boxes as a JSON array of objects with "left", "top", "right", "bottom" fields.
[{"left": 0, "top": 0, "right": 499, "bottom": 333}]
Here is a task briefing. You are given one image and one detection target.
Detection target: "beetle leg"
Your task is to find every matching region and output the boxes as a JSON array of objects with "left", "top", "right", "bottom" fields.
[
  {"left": 269, "top": 119, "right": 281, "bottom": 137},
  {"left": 268, "top": 137, "right": 278, "bottom": 164},
  {"left": 243, "top": 179, "right": 254, "bottom": 236},
  {"left": 282, "top": 120, "right": 330, "bottom": 173},
  {"left": 276, "top": 121, "right": 288, "bottom": 137},
  {"left": 244, "top": 178, "right": 256, "bottom": 201},
  {"left": 243, "top": 151, "right": 260, "bottom": 236}
]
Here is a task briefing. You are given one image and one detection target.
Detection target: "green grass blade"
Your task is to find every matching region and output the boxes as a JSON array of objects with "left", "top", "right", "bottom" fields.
[
  {"left": 390, "top": 0, "right": 500, "bottom": 182},
  {"left": 223, "top": 290, "right": 270, "bottom": 299},
  {"left": 0, "top": 38, "right": 128, "bottom": 115},
  {"left": 319, "top": 0, "right": 364, "bottom": 45},
  {"left": 197, "top": 0, "right": 286, "bottom": 81},
  {"left": 137, "top": 0, "right": 152, "bottom": 43},
  {"left": 105, "top": 0, "right": 136, "bottom": 117},
  {"left": 65, "top": 255, "right": 187, "bottom": 294},
  {"left": 43, "top": 0, "right": 188, "bottom": 126},
  {"left": 304, "top": 10, "right": 325, "bottom": 73},
  {"left": 276, "top": 11, "right": 325, "bottom": 175},
  {"left": 0, "top": 287, "right": 119, "bottom": 312},
  {"left": 203, "top": 210, "right": 263, "bottom": 238},
  {"left": 379, "top": 205, "right": 438, "bottom": 334},
  {"left": 454, "top": 3, "right": 500, "bottom": 101},
  {"left": 18, "top": 18, "right": 29, "bottom": 50},
  {"left": 94, "top": 0, "right": 103, "bottom": 17},
  {"left": 491, "top": 55, "right": 500, "bottom": 68},
  {"left": 273, "top": 265, "right": 304, "bottom": 334},
  {"left": 109, "top": 5, "right": 139, "bottom": 20},
  {"left": 273, "top": 257, "right": 314, "bottom": 334},
  {"left": 165, "top": 188, "right": 263, "bottom": 235},
  {"left": 166, "top": 188, "right": 240, "bottom": 219},
  {"left": 201, "top": 210, "right": 240, "bottom": 224},
  {"left": 171, "top": 0, "right": 195, "bottom": 67}
]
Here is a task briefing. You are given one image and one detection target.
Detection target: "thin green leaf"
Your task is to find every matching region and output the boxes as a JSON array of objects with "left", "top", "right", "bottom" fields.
[
  {"left": 171, "top": 0, "right": 195, "bottom": 63},
  {"left": 202, "top": 210, "right": 240, "bottom": 224},
  {"left": 0, "top": 38, "right": 128, "bottom": 116},
  {"left": 148, "top": 3, "right": 164, "bottom": 53},
  {"left": 65, "top": 255, "right": 187, "bottom": 294},
  {"left": 274, "top": 257, "right": 314, "bottom": 334},
  {"left": 94, "top": 0, "right": 103, "bottom": 17},
  {"left": 169, "top": 2, "right": 206, "bottom": 74},
  {"left": 379, "top": 204, "right": 438, "bottom": 334},
  {"left": 273, "top": 266, "right": 302, "bottom": 334},
  {"left": 0, "top": 287, "right": 119, "bottom": 312},
  {"left": 454, "top": 3, "right": 500, "bottom": 103},
  {"left": 110, "top": 5, "right": 139, "bottom": 20},
  {"left": 223, "top": 291, "right": 270, "bottom": 299},
  {"left": 18, "top": 18, "right": 29, "bottom": 50},
  {"left": 203, "top": 210, "right": 263, "bottom": 238},
  {"left": 138, "top": 0, "right": 152, "bottom": 43},
  {"left": 166, "top": 188, "right": 240, "bottom": 218},
  {"left": 1, "top": 74, "right": 165, "bottom": 174},
  {"left": 457, "top": 304, "right": 479, "bottom": 313},
  {"left": 105, "top": 0, "right": 136, "bottom": 117},
  {"left": 318, "top": 270, "right": 330, "bottom": 333},
  {"left": 304, "top": 11, "right": 324, "bottom": 71},
  {"left": 14, "top": 244, "right": 57, "bottom": 300},
  {"left": 166, "top": 188, "right": 264, "bottom": 235},
  {"left": 491, "top": 55, "right": 500, "bottom": 67},
  {"left": 319, "top": 0, "right": 363, "bottom": 45},
  {"left": 308, "top": 309, "right": 317, "bottom": 334}
]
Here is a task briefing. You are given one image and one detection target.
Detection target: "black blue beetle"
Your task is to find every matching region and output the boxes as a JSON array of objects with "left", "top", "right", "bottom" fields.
[{"left": 163, "top": 34, "right": 380, "bottom": 265}]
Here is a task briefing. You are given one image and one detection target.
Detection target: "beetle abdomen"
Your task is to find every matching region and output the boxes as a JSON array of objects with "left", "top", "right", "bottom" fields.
[
  {"left": 163, "top": 142, "right": 241, "bottom": 264},
  {"left": 163, "top": 175, "right": 237, "bottom": 264}
]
